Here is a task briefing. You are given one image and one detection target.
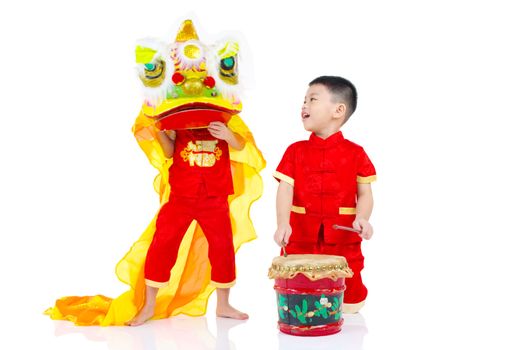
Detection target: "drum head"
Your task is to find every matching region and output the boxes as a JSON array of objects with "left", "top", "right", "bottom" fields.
[{"left": 268, "top": 254, "right": 353, "bottom": 281}]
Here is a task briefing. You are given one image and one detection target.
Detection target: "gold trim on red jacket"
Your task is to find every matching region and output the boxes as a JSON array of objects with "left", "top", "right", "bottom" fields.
[
  {"left": 274, "top": 171, "right": 294, "bottom": 186},
  {"left": 357, "top": 175, "right": 377, "bottom": 184},
  {"left": 339, "top": 207, "right": 357, "bottom": 215},
  {"left": 291, "top": 206, "right": 357, "bottom": 215},
  {"left": 291, "top": 205, "right": 306, "bottom": 214}
]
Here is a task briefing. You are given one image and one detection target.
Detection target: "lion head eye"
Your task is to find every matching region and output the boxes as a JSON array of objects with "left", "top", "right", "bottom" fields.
[
  {"left": 144, "top": 63, "right": 157, "bottom": 71},
  {"left": 139, "top": 59, "right": 166, "bottom": 87},
  {"left": 220, "top": 57, "right": 235, "bottom": 70},
  {"left": 218, "top": 56, "right": 238, "bottom": 84}
]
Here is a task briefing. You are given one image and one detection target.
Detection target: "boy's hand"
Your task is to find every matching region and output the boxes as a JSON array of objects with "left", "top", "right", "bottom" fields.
[
  {"left": 207, "top": 121, "right": 233, "bottom": 140},
  {"left": 353, "top": 218, "right": 374, "bottom": 240},
  {"left": 208, "top": 121, "right": 245, "bottom": 150},
  {"left": 160, "top": 129, "right": 176, "bottom": 140},
  {"left": 274, "top": 223, "right": 292, "bottom": 246}
]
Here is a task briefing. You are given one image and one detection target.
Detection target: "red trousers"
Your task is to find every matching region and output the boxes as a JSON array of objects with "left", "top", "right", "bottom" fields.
[
  {"left": 285, "top": 229, "right": 367, "bottom": 304},
  {"left": 144, "top": 192, "right": 235, "bottom": 288}
]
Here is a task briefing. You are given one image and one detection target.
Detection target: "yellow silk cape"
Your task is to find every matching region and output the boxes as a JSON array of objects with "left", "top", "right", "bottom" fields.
[{"left": 45, "top": 113, "right": 265, "bottom": 326}]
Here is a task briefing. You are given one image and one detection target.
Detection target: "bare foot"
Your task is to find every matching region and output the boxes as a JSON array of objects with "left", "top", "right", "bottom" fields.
[
  {"left": 125, "top": 304, "right": 155, "bottom": 326},
  {"left": 216, "top": 304, "right": 249, "bottom": 320}
]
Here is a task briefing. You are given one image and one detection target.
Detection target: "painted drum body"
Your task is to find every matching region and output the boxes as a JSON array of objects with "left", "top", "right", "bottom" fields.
[{"left": 268, "top": 254, "right": 353, "bottom": 336}]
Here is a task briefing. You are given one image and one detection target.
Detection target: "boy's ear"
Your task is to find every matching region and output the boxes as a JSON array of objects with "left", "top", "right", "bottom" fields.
[{"left": 333, "top": 103, "right": 347, "bottom": 119}]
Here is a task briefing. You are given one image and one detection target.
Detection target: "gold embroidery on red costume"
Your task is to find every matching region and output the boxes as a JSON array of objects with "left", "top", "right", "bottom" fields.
[{"left": 180, "top": 140, "right": 222, "bottom": 167}]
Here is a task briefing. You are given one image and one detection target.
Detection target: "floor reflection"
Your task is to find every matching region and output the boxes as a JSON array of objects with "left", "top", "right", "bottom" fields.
[
  {"left": 52, "top": 313, "right": 366, "bottom": 350},
  {"left": 277, "top": 313, "right": 368, "bottom": 350},
  {"left": 53, "top": 316, "right": 244, "bottom": 350}
]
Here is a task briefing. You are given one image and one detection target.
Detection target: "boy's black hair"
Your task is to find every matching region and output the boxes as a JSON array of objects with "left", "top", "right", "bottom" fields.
[{"left": 309, "top": 76, "right": 357, "bottom": 123}]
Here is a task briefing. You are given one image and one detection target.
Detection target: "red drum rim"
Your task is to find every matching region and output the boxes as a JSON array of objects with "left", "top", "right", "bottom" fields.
[{"left": 273, "top": 285, "right": 346, "bottom": 295}]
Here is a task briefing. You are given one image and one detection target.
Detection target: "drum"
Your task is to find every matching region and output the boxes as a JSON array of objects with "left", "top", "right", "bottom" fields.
[{"left": 268, "top": 254, "right": 353, "bottom": 336}]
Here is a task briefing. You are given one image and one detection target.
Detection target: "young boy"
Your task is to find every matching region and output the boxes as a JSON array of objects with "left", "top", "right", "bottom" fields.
[
  {"left": 45, "top": 20, "right": 265, "bottom": 327},
  {"left": 127, "top": 122, "right": 249, "bottom": 326},
  {"left": 273, "top": 76, "right": 376, "bottom": 314}
]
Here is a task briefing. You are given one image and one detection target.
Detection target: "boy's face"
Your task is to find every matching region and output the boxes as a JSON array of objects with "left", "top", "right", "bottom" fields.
[{"left": 302, "top": 84, "right": 341, "bottom": 134}]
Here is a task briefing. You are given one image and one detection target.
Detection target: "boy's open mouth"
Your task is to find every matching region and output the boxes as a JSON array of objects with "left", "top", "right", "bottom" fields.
[{"left": 302, "top": 112, "right": 310, "bottom": 120}]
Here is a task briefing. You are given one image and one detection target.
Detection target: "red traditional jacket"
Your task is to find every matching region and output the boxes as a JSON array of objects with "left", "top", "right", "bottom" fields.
[
  {"left": 274, "top": 131, "right": 376, "bottom": 244},
  {"left": 169, "top": 128, "right": 234, "bottom": 197}
]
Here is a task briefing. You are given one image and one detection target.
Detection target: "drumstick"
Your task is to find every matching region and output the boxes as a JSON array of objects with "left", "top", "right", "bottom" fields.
[
  {"left": 281, "top": 241, "right": 288, "bottom": 257},
  {"left": 332, "top": 224, "right": 361, "bottom": 233}
]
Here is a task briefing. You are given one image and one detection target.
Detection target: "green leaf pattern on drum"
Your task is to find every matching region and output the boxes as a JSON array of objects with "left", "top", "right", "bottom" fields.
[{"left": 276, "top": 293, "right": 343, "bottom": 325}]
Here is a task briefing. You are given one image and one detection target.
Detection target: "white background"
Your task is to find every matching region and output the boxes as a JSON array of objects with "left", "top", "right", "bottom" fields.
[{"left": 1, "top": 0, "right": 528, "bottom": 349}]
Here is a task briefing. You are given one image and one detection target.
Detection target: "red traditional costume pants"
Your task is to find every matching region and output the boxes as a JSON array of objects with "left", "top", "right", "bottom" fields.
[
  {"left": 284, "top": 227, "right": 367, "bottom": 305},
  {"left": 144, "top": 191, "right": 236, "bottom": 288}
]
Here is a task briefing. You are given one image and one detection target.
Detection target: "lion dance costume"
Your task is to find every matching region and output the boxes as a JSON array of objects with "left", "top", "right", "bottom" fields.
[{"left": 45, "top": 20, "right": 265, "bottom": 326}]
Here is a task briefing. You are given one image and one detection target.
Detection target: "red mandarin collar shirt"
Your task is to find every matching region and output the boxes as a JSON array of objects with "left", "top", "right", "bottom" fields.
[{"left": 274, "top": 131, "right": 376, "bottom": 243}]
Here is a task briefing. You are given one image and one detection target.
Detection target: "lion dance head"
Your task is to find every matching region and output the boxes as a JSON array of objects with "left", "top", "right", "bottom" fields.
[{"left": 135, "top": 19, "right": 242, "bottom": 130}]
